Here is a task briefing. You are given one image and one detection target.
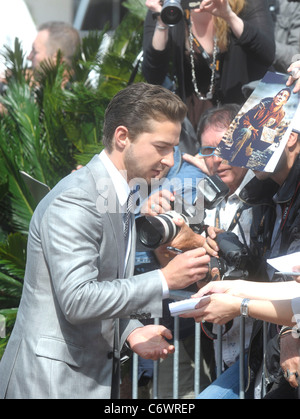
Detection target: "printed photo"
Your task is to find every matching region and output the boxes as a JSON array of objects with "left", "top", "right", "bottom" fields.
[{"left": 215, "top": 71, "right": 300, "bottom": 172}]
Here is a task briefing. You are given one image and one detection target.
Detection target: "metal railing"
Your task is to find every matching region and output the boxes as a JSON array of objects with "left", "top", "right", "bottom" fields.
[{"left": 130, "top": 310, "right": 268, "bottom": 400}]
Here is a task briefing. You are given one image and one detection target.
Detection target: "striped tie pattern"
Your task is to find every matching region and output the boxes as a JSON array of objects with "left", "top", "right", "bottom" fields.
[{"left": 124, "top": 190, "right": 134, "bottom": 240}]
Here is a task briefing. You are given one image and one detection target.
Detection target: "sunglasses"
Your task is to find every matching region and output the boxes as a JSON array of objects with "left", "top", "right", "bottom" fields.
[{"left": 198, "top": 146, "right": 216, "bottom": 157}]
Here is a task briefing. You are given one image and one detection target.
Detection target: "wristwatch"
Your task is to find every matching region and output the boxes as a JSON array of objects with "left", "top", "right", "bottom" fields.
[{"left": 240, "top": 298, "right": 251, "bottom": 317}]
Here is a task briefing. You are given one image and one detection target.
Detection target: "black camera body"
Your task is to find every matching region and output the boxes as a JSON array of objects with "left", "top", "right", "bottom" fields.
[
  {"left": 161, "top": 0, "right": 202, "bottom": 26},
  {"left": 208, "top": 231, "right": 250, "bottom": 281}
]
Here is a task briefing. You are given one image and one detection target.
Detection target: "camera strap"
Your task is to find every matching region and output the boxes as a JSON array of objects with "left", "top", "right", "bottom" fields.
[{"left": 215, "top": 202, "right": 250, "bottom": 235}]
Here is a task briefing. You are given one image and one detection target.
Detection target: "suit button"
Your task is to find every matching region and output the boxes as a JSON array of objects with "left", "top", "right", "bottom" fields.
[{"left": 107, "top": 351, "right": 113, "bottom": 359}]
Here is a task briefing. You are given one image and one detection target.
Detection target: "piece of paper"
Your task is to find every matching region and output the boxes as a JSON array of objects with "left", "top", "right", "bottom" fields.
[
  {"left": 267, "top": 252, "right": 300, "bottom": 275},
  {"left": 169, "top": 296, "right": 209, "bottom": 317},
  {"left": 20, "top": 171, "right": 50, "bottom": 203}
]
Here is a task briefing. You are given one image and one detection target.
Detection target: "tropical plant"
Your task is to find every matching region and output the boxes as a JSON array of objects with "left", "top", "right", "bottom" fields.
[{"left": 0, "top": 0, "right": 147, "bottom": 358}]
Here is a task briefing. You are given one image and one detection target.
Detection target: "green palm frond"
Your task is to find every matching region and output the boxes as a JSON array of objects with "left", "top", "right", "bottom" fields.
[
  {"left": 0, "top": 308, "right": 18, "bottom": 358},
  {"left": 0, "top": 233, "right": 25, "bottom": 310},
  {"left": 2, "top": 37, "right": 29, "bottom": 83}
]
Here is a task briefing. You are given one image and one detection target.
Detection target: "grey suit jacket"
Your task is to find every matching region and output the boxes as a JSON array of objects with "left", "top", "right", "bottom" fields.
[{"left": 0, "top": 155, "right": 163, "bottom": 399}]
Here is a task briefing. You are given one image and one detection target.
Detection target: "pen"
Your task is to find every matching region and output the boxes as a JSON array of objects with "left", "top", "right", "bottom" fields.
[
  {"left": 275, "top": 272, "right": 300, "bottom": 276},
  {"left": 167, "top": 246, "right": 183, "bottom": 254}
]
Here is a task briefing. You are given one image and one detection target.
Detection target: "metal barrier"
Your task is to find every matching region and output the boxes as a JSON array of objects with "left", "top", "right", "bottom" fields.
[{"left": 130, "top": 312, "right": 269, "bottom": 400}]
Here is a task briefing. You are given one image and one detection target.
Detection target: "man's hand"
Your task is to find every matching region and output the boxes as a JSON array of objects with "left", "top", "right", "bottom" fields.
[
  {"left": 161, "top": 247, "right": 211, "bottom": 289},
  {"left": 127, "top": 325, "right": 175, "bottom": 361},
  {"left": 182, "top": 153, "right": 210, "bottom": 175}
]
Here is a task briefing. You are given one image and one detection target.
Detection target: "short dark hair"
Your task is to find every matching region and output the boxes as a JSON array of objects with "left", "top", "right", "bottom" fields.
[
  {"left": 103, "top": 83, "right": 187, "bottom": 152},
  {"left": 197, "top": 104, "right": 240, "bottom": 145}
]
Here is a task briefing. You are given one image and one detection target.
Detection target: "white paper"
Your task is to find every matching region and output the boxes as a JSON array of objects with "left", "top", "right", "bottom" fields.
[
  {"left": 169, "top": 296, "right": 209, "bottom": 317},
  {"left": 267, "top": 252, "right": 300, "bottom": 275}
]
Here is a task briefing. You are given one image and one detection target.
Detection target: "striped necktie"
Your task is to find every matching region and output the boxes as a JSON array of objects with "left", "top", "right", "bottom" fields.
[{"left": 124, "top": 190, "right": 134, "bottom": 240}]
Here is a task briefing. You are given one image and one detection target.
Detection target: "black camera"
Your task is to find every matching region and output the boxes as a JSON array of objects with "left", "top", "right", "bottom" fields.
[
  {"left": 161, "top": 0, "right": 202, "bottom": 26},
  {"left": 207, "top": 231, "right": 250, "bottom": 281}
]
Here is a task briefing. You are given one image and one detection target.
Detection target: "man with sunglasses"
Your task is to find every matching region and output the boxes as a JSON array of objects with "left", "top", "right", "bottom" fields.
[{"left": 138, "top": 104, "right": 257, "bottom": 398}]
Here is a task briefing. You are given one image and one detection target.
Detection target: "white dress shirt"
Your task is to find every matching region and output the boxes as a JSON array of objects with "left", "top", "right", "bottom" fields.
[{"left": 99, "top": 151, "right": 169, "bottom": 298}]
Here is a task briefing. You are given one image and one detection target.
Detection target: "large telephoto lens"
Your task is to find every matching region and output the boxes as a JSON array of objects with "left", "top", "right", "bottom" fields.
[{"left": 161, "top": 0, "right": 183, "bottom": 25}]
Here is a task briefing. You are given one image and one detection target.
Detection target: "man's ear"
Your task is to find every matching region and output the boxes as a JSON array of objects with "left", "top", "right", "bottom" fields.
[
  {"left": 114, "top": 126, "right": 129, "bottom": 150},
  {"left": 287, "top": 131, "right": 299, "bottom": 149}
]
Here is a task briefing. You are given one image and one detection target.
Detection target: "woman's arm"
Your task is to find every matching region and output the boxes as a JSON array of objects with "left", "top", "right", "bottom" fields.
[
  {"left": 184, "top": 293, "right": 296, "bottom": 327},
  {"left": 236, "top": 0, "right": 275, "bottom": 66},
  {"left": 142, "top": 2, "right": 171, "bottom": 85}
]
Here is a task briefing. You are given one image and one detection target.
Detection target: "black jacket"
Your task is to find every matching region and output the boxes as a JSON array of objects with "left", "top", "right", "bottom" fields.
[
  {"left": 240, "top": 155, "right": 300, "bottom": 397},
  {"left": 142, "top": 0, "right": 275, "bottom": 105}
]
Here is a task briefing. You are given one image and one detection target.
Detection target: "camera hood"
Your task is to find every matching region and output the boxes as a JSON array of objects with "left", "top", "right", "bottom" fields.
[
  {"left": 161, "top": 1, "right": 203, "bottom": 26},
  {"left": 196, "top": 175, "right": 229, "bottom": 210},
  {"left": 161, "top": 0, "right": 184, "bottom": 26}
]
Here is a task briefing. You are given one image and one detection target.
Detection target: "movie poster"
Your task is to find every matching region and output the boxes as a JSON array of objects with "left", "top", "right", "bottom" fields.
[{"left": 216, "top": 72, "right": 300, "bottom": 172}]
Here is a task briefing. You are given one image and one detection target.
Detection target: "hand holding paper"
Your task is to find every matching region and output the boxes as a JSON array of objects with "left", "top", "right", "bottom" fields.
[
  {"left": 169, "top": 296, "right": 210, "bottom": 316},
  {"left": 267, "top": 252, "right": 300, "bottom": 276}
]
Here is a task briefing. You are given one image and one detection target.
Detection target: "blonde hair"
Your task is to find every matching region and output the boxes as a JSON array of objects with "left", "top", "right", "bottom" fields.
[{"left": 215, "top": 0, "right": 246, "bottom": 52}]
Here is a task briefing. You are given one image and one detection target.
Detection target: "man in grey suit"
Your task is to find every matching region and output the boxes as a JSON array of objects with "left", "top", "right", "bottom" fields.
[{"left": 0, "top": 83, "right": 211, "bottom": 399}]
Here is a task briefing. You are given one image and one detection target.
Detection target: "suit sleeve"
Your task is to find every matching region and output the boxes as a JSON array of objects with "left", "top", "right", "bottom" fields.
[{"left": 39, "top": 187, "right": 163, "bottom": 325}]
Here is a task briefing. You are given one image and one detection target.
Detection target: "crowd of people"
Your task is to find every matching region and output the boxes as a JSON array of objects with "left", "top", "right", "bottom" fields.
[{"left": 0, "top": 0, "right": 300, "bottom": 400}]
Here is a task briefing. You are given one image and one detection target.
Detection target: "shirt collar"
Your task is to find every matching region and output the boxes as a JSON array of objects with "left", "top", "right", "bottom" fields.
[
  {"left": 99, "top": 150, "right": 130, "bottom": 207},
  {"left": 227, "top": 170, "right": 255, "bottom": 202}
]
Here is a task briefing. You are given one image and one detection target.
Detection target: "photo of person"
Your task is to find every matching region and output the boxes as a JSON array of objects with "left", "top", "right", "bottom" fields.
[{"left": 216, "top": 71, "right": 300, "bottom": 172}]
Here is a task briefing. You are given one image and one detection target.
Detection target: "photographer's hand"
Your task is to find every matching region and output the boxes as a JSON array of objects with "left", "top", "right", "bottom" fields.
[
  {"left": 155, "top": 219, "right": 219, "bottom": 269},
  {"left": 141, "top": 189, "right": 175, "bottom": 216},
  {"left": 146, "top": 0, "right": 169, "bottom": 51},
  {"left": 199, "top": 0, "right": 244, "bottom": 39},
  {"left": 145, "top": 0, "right": 163, "bottom": 14}
]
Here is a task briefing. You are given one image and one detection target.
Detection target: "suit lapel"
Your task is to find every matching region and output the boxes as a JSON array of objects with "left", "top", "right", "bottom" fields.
[{"left": 87, "top": 155, "right": 126, "bottom": 278}]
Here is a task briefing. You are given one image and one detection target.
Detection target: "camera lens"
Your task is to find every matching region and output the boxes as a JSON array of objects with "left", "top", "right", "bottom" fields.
[
  {"left": 138, "top": 218, "right": 163, "bottom": 248},
  {"left": 161, "top": 0, "right": 183, "bottom": 26},
  {"left": 136, "top": 211, "right": 184, "bottom": 249}
]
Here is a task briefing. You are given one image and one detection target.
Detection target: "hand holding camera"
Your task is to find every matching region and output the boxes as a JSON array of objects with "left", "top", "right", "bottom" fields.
[
  {"left": 161, "top": 247, "right": 211, "bottom": 290},
  {"left": 145, "top": 0, "right": 164, "bottom": 14}
]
